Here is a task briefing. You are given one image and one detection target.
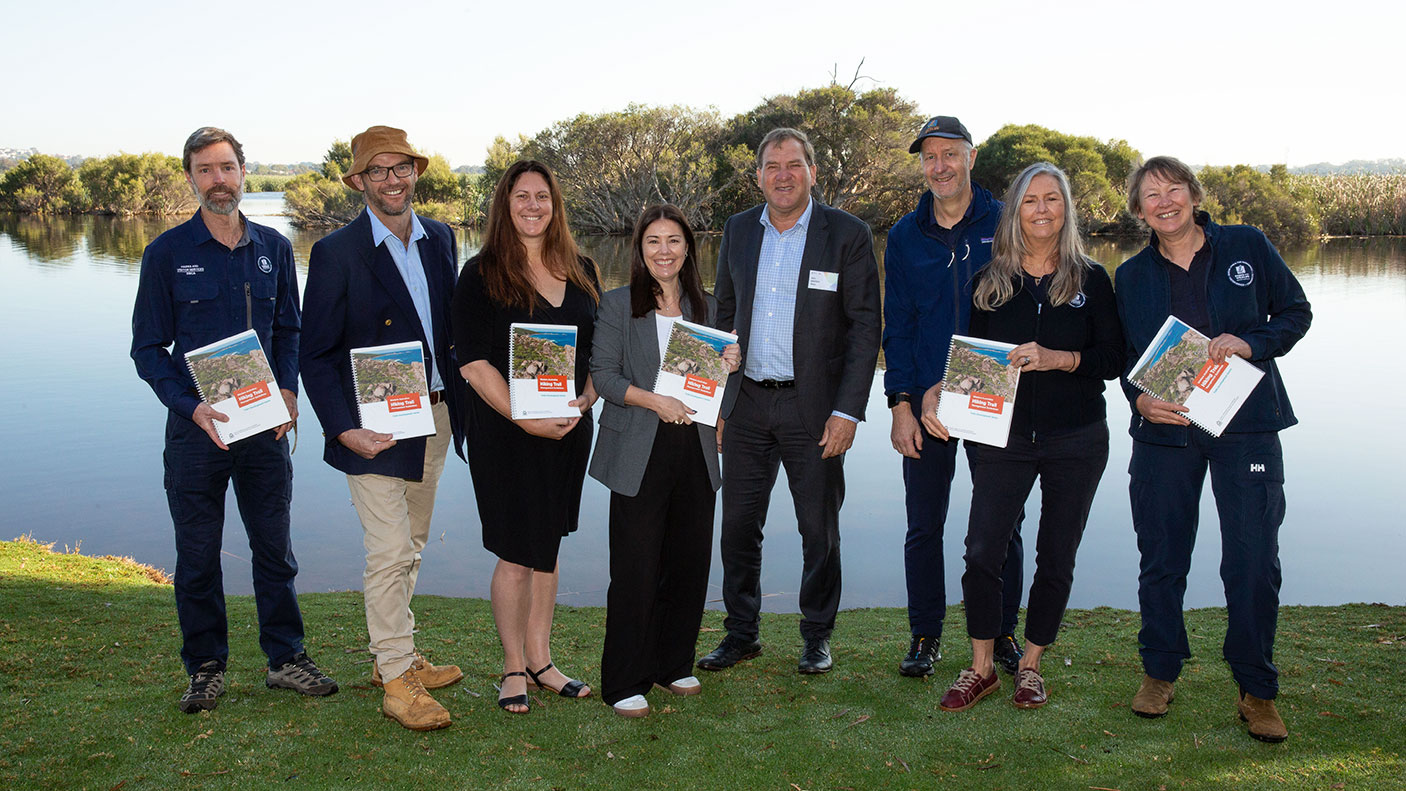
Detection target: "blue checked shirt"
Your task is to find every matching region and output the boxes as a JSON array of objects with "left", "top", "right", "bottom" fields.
[
  {"left": 745, "top": 199, "right": 855, "bottom": 423},
  {"left": 368, "top": 210, "right": 443, "bottom": 392}
]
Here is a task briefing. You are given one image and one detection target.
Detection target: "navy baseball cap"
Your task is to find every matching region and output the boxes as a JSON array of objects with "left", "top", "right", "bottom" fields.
[{"left": 909, "top": 116, "right": 973, "bottom": 153}]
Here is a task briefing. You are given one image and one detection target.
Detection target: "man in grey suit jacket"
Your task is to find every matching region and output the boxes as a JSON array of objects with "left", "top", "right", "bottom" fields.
[{"left": 699, "top": 128, "right": 882, "bottom": 674}]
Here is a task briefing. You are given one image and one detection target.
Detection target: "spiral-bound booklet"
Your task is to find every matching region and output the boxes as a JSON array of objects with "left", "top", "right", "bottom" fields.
[
  {"left": 1127, "top": 315, "right": 1264, "bottom": 437},
  {"left": 508, "top": 323, "right": 579, "bottom": 419},
  {"left": 183, "top": 329, "right": 291, "bottom": 444},
  {"left": 936, "top": 334, "right": 1021, "bottom": 448},
  {"left": 652, "top": 319, "right": 737, "bottom": 427},
  {"left": 351, "top": 341, "right": 435, "bottom": 439}
]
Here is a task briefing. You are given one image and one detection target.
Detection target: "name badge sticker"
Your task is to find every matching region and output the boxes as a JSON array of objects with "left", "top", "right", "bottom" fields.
[{"left": 807, "top": 271, "right": 839, "bottom": 292}]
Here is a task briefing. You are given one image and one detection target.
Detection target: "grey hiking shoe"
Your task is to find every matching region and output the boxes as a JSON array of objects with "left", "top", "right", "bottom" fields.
[
  {"left": 179, "top": 660, "right": 226, "bottom": 713},
  {"left": 266, "top": 652, "right": 339, "bottom": 697}
]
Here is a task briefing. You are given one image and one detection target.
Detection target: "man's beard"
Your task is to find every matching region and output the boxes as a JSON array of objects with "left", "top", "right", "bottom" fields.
[
  {"left": 197, "top": 179, "right": 243, "bottom": 216},
  {"left": 367, "top": 180, "right": 415, "bottom": 217}
]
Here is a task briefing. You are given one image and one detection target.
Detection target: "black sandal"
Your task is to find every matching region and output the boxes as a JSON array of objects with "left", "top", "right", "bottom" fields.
[
  {"left": 526, "top": 663, "right": 590, "bottom": 698},
  {"left": 497, "top": 671, "right": 530, "bottom": 713}
]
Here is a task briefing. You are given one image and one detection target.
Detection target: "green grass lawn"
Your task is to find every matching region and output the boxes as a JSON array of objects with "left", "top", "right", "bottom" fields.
[{"left": 1, "top": 537, "right": 1401, "bottom": 790}]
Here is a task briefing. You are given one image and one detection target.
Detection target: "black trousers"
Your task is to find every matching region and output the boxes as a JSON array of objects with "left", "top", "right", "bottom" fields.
[
  {"left": 902, "top": 429, "right": 1024, "bottom": 638},
  {"left": 720, "top": 379, "right": 844, "bottom": 642},
  {"left": 601, "top": 421, "right": 715, "bottom": 705},
  {"left": 962, "top": 421, "right": 1108, "bottom": 646}
]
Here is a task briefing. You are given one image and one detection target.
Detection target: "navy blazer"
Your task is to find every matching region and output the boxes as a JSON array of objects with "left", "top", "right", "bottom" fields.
[
  {"left": 300, "top": 210, "right": 467, "bottom": 478},
  {"left": 714, "top": 201, "right": 882, "bottom": 437}
]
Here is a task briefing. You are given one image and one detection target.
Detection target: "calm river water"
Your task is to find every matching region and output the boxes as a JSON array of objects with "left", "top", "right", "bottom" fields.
[{"left": 3, "top": 192, "right": 1402, "bottom": 613}]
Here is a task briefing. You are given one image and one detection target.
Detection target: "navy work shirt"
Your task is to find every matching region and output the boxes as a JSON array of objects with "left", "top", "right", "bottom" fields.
[{"left": 131, "top": 210, "right": 301, "bottom": 420}]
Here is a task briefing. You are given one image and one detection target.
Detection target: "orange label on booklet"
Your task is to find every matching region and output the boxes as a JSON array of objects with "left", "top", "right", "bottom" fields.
[
  {"left": 537, "top": 375, "right": 567, "bottom": 393},
  {"left": 968, "top": 392, "right": 1004, "bottom": 414},
  {"left": 233, "top": 381, "right": 271, "bottom": 408},
  {"left": 1194, "top": 360, "right": 1227, "bottom": 392},
  {"left": 386, "top": 393, "right": 422, "bottom": 413},
  {"left": 683, "top": 374, "right": 717, "bottom": 397}
]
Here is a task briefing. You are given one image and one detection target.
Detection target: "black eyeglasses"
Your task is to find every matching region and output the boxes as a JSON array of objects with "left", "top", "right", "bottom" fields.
[{"left": 362, "top": 162, "right": 416, "bottom": 182}]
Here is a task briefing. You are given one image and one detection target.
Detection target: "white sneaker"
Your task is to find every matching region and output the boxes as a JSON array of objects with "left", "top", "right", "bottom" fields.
[
  {"left": 659, "top": 676, "right": 702, "bottom": 696},
  {"left": 612, "top": 694, "right": 650, "bottom": 718}
]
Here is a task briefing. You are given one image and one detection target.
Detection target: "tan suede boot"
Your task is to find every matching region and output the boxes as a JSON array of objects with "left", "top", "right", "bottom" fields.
[
  {"left": 1131, "top": 675, "right": 1175, "bottom": 718},
  {"left": 372, "top": 653, "right": 464, "bottom": 690},
  {"left": 1237, "top": 690, "right": 1288, "bottom": 743},
  {"left": 381, "top": 669, "right": 451, "bottom": 731}
]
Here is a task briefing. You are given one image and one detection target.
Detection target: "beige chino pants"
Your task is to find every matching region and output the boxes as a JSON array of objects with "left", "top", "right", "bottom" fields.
[{"left": 346, "top": 400, "right": 452, "bottom": 682}]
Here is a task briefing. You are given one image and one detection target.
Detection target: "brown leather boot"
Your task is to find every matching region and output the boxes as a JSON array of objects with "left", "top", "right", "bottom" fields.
[
  {"left": 371, "top": 653, "right": 464, "bottom": 690},
  {"left": 1237, "top": 690, "right": 1288, "bottom": 743},
  {"left": 381, "top": 669, "right": 451, "bottom": 731},
  {"left": 1131, "top": 675, "right": 1175, "bottom": 718}
]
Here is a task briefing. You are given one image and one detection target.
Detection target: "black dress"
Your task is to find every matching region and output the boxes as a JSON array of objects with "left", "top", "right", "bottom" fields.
[{"left": 452, "top": 255, "right": 598, "bottom": 571}]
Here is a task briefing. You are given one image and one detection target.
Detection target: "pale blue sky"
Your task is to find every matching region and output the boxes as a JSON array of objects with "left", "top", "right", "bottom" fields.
[{"left": 4, "top": 0, "right": 1400, "bottom": 168}]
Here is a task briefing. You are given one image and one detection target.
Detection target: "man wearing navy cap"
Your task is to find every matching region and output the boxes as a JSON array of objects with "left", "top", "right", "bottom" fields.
[{"left": 882, "top": 116, "right": 1027, "bottom": 678}]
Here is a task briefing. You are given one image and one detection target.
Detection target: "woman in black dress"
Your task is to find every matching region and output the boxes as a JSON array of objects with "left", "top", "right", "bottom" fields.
[{"left": 453, "top": 160, "right": 600, "bottom": 713}]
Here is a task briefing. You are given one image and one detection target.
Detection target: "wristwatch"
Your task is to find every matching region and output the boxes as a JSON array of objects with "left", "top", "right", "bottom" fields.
[{"left": 887, "top": 392, "right": 911, "bottom": 409}]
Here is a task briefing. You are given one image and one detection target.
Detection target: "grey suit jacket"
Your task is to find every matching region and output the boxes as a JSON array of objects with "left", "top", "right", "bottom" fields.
[
  {"left": 588, "top": 286, "right": 722, "bottom": 497},
  {"left": 714, "top": 201, "right": 882, "bottom": 437}
]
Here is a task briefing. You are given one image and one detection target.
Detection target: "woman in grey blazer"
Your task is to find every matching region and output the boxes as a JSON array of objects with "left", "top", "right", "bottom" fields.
[{"left": 590, "top": 204, "right": 740, "bottom": 718}]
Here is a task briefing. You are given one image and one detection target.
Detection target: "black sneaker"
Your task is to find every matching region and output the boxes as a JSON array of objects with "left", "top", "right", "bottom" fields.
[
  {"left": 266, "top": 652, "right": 339, "bottom": 697},
  {"left": 899, "top": 635, "right": 940, "bottom": 677},
  {"left": 993, "top": 634, "right": 1024, "bottom": 675},
  {"left": 178, "top": 660, "right": 225, "bottom": 713}
]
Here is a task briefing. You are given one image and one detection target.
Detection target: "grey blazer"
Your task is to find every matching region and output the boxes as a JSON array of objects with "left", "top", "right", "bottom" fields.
[{"left": 588, "top": 286, "right": 723, "bottom": 497}]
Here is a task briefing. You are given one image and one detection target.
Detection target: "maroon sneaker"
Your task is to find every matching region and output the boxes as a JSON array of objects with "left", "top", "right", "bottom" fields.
[
  {"left": 939, "top": 667, "right": 1000, "bottom": 712},
  {"left": 1013, "top": 668, "right": 1048, "bottom": 709}
]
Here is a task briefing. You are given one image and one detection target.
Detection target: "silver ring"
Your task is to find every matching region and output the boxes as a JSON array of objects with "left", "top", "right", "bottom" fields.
[{"left": 1022, "top": 356, "right": 1031, "bottom": 365}]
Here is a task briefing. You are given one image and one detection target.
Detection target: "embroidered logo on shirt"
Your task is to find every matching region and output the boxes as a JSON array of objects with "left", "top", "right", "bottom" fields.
[
  {"left": 257, "top": 255, "right": 273, "bottom": 274},
  {"left": 1070, "top": 292, "right": 1087, "bottom": 308},
  {"left": 1249, "top": 463, "right": 1265, "bottom": 473},
  {"left": 1228, "top": 261, "right": 1254, "bottom": 287}
]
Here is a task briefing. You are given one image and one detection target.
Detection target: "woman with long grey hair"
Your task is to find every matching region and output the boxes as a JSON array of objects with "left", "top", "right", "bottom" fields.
[{"left": 922, "top": 162, "right": 1124, "bottom": 712}]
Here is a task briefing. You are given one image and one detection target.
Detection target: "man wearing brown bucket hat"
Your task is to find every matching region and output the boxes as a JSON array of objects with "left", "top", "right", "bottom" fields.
[{"left": 300, "top": 126, "right": 469, "bottom": 731}]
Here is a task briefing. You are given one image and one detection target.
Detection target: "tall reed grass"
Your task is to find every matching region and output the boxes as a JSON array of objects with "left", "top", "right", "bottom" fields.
[{"left": 1301, "top": 173, "right": 1406, "bottom": 236}]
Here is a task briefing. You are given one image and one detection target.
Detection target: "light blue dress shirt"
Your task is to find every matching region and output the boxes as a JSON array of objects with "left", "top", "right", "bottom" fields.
[
  {"left": 745, "top": 198, "right": 813, "bottom": 381},
  {"left": 368, "top": 210, "right": 443, "bottom": 392},
  {"left": 744, "top": 199, "right": 855, "bottom": 423}
]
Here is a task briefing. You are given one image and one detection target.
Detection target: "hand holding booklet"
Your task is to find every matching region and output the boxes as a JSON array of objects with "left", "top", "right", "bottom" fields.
[
  {"left": 351, "top": 341, "right": 435, "bottom": 439},
  {"left": 183, "top": 329, "right": 292, "bottom": 445},
  {"left": 936, "top": 334, "right": 1021, "bottom": 448},
  {"left": 1127, "top": 315, "right": 1264, "bottom": 437},
  {"left": 508, "top": 323, "right": 580, "bottom": 419},
  {"left": 652, "top": 319, "right": 738, "bottom": 427}
]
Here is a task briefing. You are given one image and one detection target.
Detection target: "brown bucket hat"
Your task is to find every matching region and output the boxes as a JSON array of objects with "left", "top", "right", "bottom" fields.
[{"left": 343, "top": 125, "right": 429, "bottom": 189}]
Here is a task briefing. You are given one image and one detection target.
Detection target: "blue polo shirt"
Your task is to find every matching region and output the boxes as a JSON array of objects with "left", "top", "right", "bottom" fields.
[{"left": 131, "top": 210, "right": 301, "bottom": 419}]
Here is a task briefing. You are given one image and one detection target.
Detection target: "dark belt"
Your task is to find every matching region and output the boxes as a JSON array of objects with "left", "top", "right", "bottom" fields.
[
  {"left": 428, "top": 390, "right": 445, "bottom": 405},
  {"left": 747, "top": 377, "right": 795, "bottom": 389}
]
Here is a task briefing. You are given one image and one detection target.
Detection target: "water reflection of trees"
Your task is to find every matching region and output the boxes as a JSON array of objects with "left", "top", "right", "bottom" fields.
[
  {"left": 1, "top": 212, "right": 85, "bottom": 264},
  {"left": 6, "top": 211, "right": 1401, "bottom": 285}
]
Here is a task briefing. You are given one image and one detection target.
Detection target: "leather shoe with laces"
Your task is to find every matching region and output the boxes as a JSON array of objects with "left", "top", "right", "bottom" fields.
[
  {"left": 899, "top": 635, "right": 940, "bottom": 677},
  {"left": 993, "top": 634, "right": 1024, "bottom": 675},
  {"left": 939, "top": 667, "right": 1001, "bottom": 712},
  {"left": 371, "top": 652, "right": 463, "bottom": 690},
  {"left": 798, "top": 637, "right": 833, "bottom": 674},
  {"left": 696, "top": 635, "right": 762, "bottom": 671},
  {"left": 382, "top": 668, "right": 451, "bottom": 731},
  {"left": 1012, "top": 667, "right": 1048, "bottom": 709}
]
